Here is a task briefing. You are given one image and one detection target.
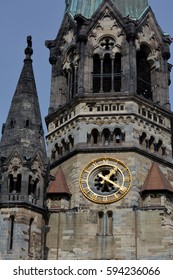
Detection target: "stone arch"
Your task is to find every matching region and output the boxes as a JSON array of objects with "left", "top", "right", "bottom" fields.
[
  {"left": 149, "top": 136, "right": 155, "bottom": 153},
  {"left": 92, "top": 35, "right": 122, "bottom": 93},
  {"left": 139, "top": 132, "right": 147, "bottom": 148},
  {"left": 91, "top": 128, "right": 100, "bottom": 144},
  {"left": 113, "top": 128, "right": 125, "bottom": 144},
  {"left": 8, "top": 173, "right": 21, "bottom": 193},
  {"left": 63, "top": 46, "right": 79, "bottom": 99},
  {"left": 101, "top": 128, "right": 111, "bottom": 145},
  {"left": 157, "top": 139, "right": 163, "bottom": 155},
  {"left": 68, "top": 134, "right": 74, "bottom": 149}
]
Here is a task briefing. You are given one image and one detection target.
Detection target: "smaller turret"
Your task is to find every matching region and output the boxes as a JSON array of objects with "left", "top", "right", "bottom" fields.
[
  {"left": 141, "top": 162, "right": 173, "bottom": 209},
  {"left": 0, "top": 37, "right": 49, "bottom": 260}
]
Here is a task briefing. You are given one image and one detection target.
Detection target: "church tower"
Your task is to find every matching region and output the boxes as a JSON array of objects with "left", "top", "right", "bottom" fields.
[
  {"left": 0, "top": 37, "right": 49, "bottom": 260},
  {"left": 45, "top": 0, "right": 173, "bottom": 260}
]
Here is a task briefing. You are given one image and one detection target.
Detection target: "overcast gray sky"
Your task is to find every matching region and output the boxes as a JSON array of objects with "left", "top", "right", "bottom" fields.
[{"left": 0, "top": 0, "right": 173, "bottom": 135}]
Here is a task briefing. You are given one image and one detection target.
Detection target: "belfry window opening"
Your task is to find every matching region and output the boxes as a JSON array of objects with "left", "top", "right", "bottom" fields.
[
  {"left": 93, "top": 53, "right": 121, "bottom": 93},
  {"left": 137, "top": 45, "right": 152, "bottom": 100}
]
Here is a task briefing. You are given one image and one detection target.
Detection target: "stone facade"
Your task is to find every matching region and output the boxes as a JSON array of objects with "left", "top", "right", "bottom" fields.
[
  {"left": 0, "top": 0, "right": 173, "bottom": 260},
  {"left": 45, "top": 0, "right": 173, "bottom": 260},
  {"left": 0, "top": 208, "right": 45, "bottom": 260},
  {"left": 0, "top": 37, "right": 48, "bottom": 260}
]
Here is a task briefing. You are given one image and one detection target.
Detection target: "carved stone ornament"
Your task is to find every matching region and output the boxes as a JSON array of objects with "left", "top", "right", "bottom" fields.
[
  {"left": 89, "top": 9, "right": 125, "bottom": 51},
  {"left": 135, "top": 21, "right": 160, "bottom": 67}
]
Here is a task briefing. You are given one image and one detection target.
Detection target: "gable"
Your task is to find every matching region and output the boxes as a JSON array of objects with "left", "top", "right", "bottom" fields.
[{"left": 88, "top": 7, "right": 125, "bottom": 53}]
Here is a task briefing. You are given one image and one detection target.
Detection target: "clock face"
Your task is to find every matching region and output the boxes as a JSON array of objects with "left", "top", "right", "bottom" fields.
[{"left": 79, "top": 157, "right": 132, "bottom": 204}]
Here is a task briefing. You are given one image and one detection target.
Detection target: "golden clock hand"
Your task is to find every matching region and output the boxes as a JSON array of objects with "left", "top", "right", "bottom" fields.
[
  {"left": 98, "top": 173, "right": 121, "bottom": 189},
  {"left": 107, "top": 167, "right": 118, "bottom": 179}
]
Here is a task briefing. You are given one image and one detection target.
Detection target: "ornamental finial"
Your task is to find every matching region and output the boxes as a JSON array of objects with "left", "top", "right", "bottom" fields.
[{"left": 24, "top": 35, "right": 33, "bottom": 57}]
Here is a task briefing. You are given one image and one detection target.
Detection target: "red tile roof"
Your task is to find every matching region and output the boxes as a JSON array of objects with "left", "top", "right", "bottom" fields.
[
  {"left": 141, "top": 162, "right": 173, "bottom": 193},
  {"left": 47, "top": 166, "right": 71, "bottom": 197}
]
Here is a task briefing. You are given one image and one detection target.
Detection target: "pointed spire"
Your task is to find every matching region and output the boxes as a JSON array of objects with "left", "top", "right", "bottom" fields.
[
  {"left": 47, "top": 166, "right": 71, "bottom": 198},
  {"left": 0, "top": 36, "right": 46, "bottom": 162},
  {"left": 141, "top": 162, "right": 173, "bottom": 194}
]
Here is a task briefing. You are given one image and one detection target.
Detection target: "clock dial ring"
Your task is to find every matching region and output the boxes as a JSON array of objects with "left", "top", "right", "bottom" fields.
[{"left": 79, "top": 157, "right": 132, "bottom": 204}]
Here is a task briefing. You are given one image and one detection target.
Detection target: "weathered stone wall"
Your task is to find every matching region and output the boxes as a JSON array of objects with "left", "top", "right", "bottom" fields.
[
  {"left": 46, "top": 152, "right": 173, "bottom": 260},
  {"left": 0, "top": 208, "right": 45, "bottom": 260}
]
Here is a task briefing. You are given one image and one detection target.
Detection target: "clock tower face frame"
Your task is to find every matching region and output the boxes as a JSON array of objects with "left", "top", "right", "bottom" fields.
[{"left": 79, "top": 157, "right": 132, "bottom": 204}]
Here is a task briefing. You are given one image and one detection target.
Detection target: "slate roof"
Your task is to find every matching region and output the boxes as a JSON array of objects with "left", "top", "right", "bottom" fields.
[{"left": 0, "top": 37, "right": 47, "bottom": 162}]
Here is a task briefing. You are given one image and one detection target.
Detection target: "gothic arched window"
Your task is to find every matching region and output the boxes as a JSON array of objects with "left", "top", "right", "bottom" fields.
[
  {"left": 93, "top": 54, "right": 101, "bottom": 93},
  {"left": 102, "top": 128, "right": 111, "bottom": 145},
  {"left": 103, "top": 53, "right": 112, "bottom": 92},
  {"left": 137, "top": 45, "right": 152, "bottom": 99},
  {"left": 91, "top": 128, "right": 99, "bottom": 144},
  {"left": 157, "top": 140, "right": 163, "bottom": 155},
  {"left": 64, "top": 47, "right": 79, "bottom": 99},
  {"left": 68, "top": 135, "right": 74, "bottom": 149},
  {"left": 93, "top": 37, "right": 121, "bottom": 93},
  {"left": 8, "top": 174, "right": 21, "bottom": 193},
  {"left": 139, "top": 132, "right": 147, "bottom": 148},
  {"left": 114, "top": 128, "right": 124, "bottom": 144},
  {"left": 28, "top": 176, "right": 39, "bottom": 196},
  {"left": 149, "top": 136, "right": 155, "bottom": 153}
]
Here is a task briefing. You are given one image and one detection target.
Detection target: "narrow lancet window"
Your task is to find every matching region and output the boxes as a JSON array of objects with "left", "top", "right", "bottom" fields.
[
  {"left": 9, "top": 215, "right": 15, "bottom": 251},
  {"left": 137, "top": 46, "right": 152, "bottom": 99}
]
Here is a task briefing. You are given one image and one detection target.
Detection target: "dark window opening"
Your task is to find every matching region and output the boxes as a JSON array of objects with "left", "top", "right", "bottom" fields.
[
  {"left": 10, "top": 120, "right": 15, "bottom": 128},
  {"left": 102, "top": 128, "right": 111, "bottom": 145},
  {"left": 137, "top": 48, "right": 152, "bottom": 99},
  {"left": 159, "top": 118, "right": 163, "bottom": 125},
  {"left": 103, "top": 54, "right": 112, "bottom": 92},
  {"left": 114, "top": 128, "right": 124, "bottom": 144},
  {"left": 65, "top": 47, "right": 78, "bottom": 99},
  {"left": 93, "top": 54, "right": 101, "bottom": 93},
  {"left": 157, "top": 140, "right": 163, "bottom": 154},
  {"left": 148, "top": 112, "right": 152, "bottom": 119},
  {"left": 107, "top": 211, "right": 113, "bottom": 236},
  {"left": 142, "top": 109, "right": 146, "bottom": 116},
  {"left": 139, "top": 132, "right": 147, "bottom": 147},
  {"left": 9, "top": 216, "right": 15, "bottom": 251},
  {"left": 93, "top": 52, "right": 121, "bottom": 93},
  {"left": 70, "top": 66, "right": 76, "bottom": 99},
  {"left": 8, "top": 174, "right": 21, "bottom": 193},
  {"left": 25, "top": 120, "right": 30, "bottom": 128},
  {"left": 154, "top": 115, "right": 157, "bottom": 122},
  {"left": 97, "top": 212, "right": 104, "bottom": 236},
  {"left": 114, "top": 53, "right": 121, "bottom": 92},
  {"left": 149, "top": 136, "right": 155, "bottom": 152},
  {"left": 28, "top": 176, "right": 39, "bottom": 196},
  {"left": 28, "top": 218, "right": 34, "bottom": 254},
  {"left": 68, "top": 135, "right": 74, "bottom": 148},
  {"left": 91, "top": 129, "right": 99, "bottom": 144}
]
